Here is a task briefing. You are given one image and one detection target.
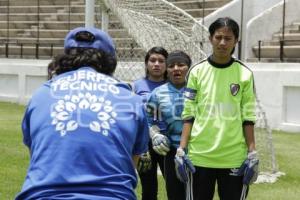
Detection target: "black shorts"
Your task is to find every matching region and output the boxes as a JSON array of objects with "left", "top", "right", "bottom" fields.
[{"left": 190, "top": 166, "right": 248, "bottom": 200}]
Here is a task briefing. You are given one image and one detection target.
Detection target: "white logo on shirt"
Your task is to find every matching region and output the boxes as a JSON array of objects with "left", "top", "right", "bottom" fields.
[
  {"left": 51, "top": 92, "right": 117, "bottom": 137},
  {"left": 229, "top": 168, "right": 240, "bottom": 176}
]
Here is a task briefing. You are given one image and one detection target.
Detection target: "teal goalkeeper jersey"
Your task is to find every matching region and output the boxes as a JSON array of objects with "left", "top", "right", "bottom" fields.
[{"left": 182, "top": 56, "right": 256, "bottom": 168}]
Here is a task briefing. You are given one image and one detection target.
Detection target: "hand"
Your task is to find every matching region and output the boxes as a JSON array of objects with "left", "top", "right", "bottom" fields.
[
  {"left": 174, "top": 148, "right": 195, "bottom": 183},
  {"left": 152, "top": 133, "right": 170, "bottom": 156},
  {"left": 137, "top": 152, "right": 152, "bottom": 173},
  {"left": 238, "top": 151, "right": 259, "bottom": 185}
]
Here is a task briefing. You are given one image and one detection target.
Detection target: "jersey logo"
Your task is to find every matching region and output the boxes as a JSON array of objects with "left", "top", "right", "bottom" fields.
[
  {"left": 184, "top": 87, "right": 197, "bottom": 100},
  {"left": 50, "top": 93, "right": 117, "bottom": 137},
  {"left": 229, "top": 168, "right": 239, "bottom": 176},
  {"left": 230, "top": 83, "right": 240, "bottom": 96}
]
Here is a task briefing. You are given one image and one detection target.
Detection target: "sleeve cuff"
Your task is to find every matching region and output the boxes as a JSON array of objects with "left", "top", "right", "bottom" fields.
[
  {"left": 183, "top": 118, "right": 195, "bottom": 123},
  {"left": 243, "top": 120, "right": 255, "bottom": 126}
]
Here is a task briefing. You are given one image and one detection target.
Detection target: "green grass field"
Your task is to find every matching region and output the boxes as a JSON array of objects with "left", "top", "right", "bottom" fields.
[{"left": 0, "top": 101, "right": 299, "bottom": 200}]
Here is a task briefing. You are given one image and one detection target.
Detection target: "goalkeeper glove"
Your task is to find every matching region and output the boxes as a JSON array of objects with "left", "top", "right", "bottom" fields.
[
  {"left": 150, "top": 125, "right": 170, "bottom": 156},
  {"left": 137, "top": 152, "right": 152, "bottom": 173},
  {"left": 174, "top": 147, "right": 195, "bottom": 183},
  {"left": 238, "top": 151, "right": 259, "bottom": 185}
]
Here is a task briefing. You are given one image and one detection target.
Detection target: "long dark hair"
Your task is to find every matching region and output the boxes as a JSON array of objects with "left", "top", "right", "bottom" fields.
[
  {"left": 47, "top": 48, "right": 117, "bottom": 79},
  {"left": 144, "top": 46, "right": 168, "bottom": 80},
  {"left": 209, "top": 17, "right": 239, "bottom": 55}
]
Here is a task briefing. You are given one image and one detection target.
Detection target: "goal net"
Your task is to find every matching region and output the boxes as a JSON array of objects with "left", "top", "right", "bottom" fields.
[
  {"left": 98, "top": 0, "right": 282, "bottom": 183},
  {"left": 254, "top": 99, "right": 284, "bottom": 183},
  {"left": 99, "top": 0, "right": 211, "bottom": 69},
  {"left": 98, "top": 0, "right": 210, "bottom": 80}
]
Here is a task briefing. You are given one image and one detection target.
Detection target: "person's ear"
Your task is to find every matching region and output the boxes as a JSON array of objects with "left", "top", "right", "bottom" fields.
[{"left": 235, "top": 38, "right": 239, "bottom": 45}]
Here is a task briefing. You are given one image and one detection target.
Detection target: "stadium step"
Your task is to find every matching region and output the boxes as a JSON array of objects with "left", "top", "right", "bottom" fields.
[
  {"left": 0, "top": 13, "right": 86, "bottom": 22},
  {"left": 0, "top": 0, "right": 234, "bottom": 60},
  {"left": 0, "top": 37, "right": 142, "bottom": 48},
  {"left": 272, "top": 33, "right": 300, "bottom": 41},
  {"left": 252, "top": 45, "right": 300, "bottom": 58},
  {"left": 258, "top": 40, "right": 300, "bottom": 46},
  {"left": 167, "top": 0, "right": 232, "bottom": 18},
  {"left": 0, "top": 20, "right": 122, "bottom": 30},
  {"left": 0, "top": 0, "right": 84, "bottom": 6},
  {"left": 0, "top": 5, "right": 95, "bottom": 14},
  {"left": 246, "top": 57, "right": 300, "bottom": 63},
  {"left": 0, "top": 43, "right": 145, "bottom": 61},
  {"left": 252, "top": 21, "right": 300, "bottom": 60},
  {"left": 169, "top": 0, "right": 232, "bottom": 9}
]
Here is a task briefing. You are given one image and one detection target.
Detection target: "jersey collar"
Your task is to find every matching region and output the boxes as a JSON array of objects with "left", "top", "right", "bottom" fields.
[{"left": 208, "top": 55, "right": 235, "bottom": 68}]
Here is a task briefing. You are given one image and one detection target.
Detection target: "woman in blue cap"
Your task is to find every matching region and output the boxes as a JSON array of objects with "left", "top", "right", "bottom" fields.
[{"left": 16, "top": 27, "right": 149, "bottom": 200}]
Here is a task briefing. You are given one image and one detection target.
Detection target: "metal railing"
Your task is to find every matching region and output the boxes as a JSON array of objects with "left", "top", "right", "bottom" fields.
[
  {"left": 0, "top": 0, "right": 297, "bottom": 62},
  {"left": 280, "top": 0, "right": 286, "bottom": 62},
  {"left": 255, "top": 0, "right": 298, "bottom": 62},
  {"left": 0, "top": 0, "right": 76, "bottom": 59},
  {"left": 0, "top": 41, "right": 63, "bottom": 59}
]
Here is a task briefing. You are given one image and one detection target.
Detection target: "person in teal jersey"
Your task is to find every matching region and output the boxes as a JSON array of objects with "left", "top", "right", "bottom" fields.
[
  {"left": 147, "top": 50, "right": 192, "bottom": 200},
  {"left": 132, "top": 46, "right": 168, "bottom": 200},
  {"left": 16, "top": 27, "right": 149, "bottom": 200},
  {"left": 178, "top": 17, "right": 259, "bottom": 200}
]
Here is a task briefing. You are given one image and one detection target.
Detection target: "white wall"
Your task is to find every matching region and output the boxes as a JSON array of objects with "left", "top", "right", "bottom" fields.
[
  {"left": 0, "top": 59, "right": 144, "bottom": 104},
  {"left": 0, "top": 59, "right": 49, "bottom": 104},
  {"left": 202, "top": 0, "right": 282, "bottom": 59},
  {"left": 250, "top": 62, "right": 300, "bottom": 133},
  {"left": 245, "top": 0, "right": 300, "bottom": 59},
  {"left": 0, "top": 59, "right": 299, "bottom": 133}
]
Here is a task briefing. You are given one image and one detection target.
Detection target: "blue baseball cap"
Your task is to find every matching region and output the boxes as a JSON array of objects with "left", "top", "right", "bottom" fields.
[{"left": 64, "top": 27, "right": 115, "bottom": 56}]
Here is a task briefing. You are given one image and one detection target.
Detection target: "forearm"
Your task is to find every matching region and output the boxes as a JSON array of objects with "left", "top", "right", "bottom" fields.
[
  {"left": 179, "top": 121, "right": 193, "bottom": 149},
  {"left": 243, "top": 124, "right": 256, "bottom": 152}
]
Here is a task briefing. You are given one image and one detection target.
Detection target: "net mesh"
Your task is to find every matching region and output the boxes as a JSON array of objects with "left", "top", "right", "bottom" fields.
[
  {"left": 98, "top": 0, "right": 282, "bottom": 183},
  {"left": 110, "top": 0, "right": 210, "bottom": 58},
  {"left": 99, "top": 0, "right": 211, "bottom": 73},
  {"left": 255, "top": 100, "right": 284, "bottom": 183}
]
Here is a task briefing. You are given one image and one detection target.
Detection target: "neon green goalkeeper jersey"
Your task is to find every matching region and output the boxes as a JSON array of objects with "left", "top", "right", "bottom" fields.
[{"left": 182, "top": 56, "right": 256, "bottom": 168}]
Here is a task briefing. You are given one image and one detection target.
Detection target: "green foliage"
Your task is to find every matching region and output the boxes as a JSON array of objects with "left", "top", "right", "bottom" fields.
[{"left": 0, "top": 102, "right": 299, "bottom": 200}]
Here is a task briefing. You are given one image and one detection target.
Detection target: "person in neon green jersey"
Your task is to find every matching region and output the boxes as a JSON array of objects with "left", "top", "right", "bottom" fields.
[{"left": 177, "top": 17, "right": 259, "bottom": 200}]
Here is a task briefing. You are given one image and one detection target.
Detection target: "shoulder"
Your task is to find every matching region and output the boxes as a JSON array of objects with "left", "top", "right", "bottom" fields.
[
  {"left": 112, "top": 82, "right": 143, "bottom": 105},
  {"left": 152, "top": 82, "right": 169, "bottom": 93},
  {"left": 193, "top": 57, "right": 209, "bottom": 67},
  {"left": 112, "top": 79, "right": 136, "bottom": 96},
  {"left": 31, "top": 81, "right": 52, "bottom": 100},
  {"left": 187, "top": 58, "right": 209, "bottom": 76},
  {"left": 114, "top": 81, "right": 133, "bottom": 91},
  {"left": 185, "top": 59, "right": 209, "bottom": 84},
  {"left": 233, "top": 59, "right": 253, "bottom": 75},
  {"left": 133, "top": 78, "right": 147, "bottom": 86},
  {"left": 132, "top": 78, "right": 148, "bottom": 92}
]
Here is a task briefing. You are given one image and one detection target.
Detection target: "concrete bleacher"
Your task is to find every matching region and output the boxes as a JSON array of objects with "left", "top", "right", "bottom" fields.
[
  {"left": 0, "top": 0, "right": 82, "bottom": 56},
  {"left": 168, "top": 0, "right": 232, "bottom": 19},
  {"left": 1, "top": 0, "right": 299, "bottom": 62},
  {"left": 0, "top": 0, "right": 235, "bottom": 60},
  {"left": 251, "top": 21, "right": 300, "bottom": 62},
  {"left": 0, "top": 0, "right": 233, "bottom": 60},
  {"left": 0, "top": 0, "right": 144, "bottom": 60}
]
